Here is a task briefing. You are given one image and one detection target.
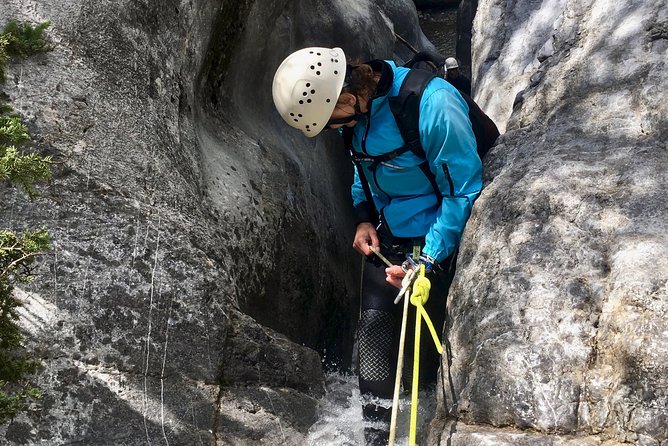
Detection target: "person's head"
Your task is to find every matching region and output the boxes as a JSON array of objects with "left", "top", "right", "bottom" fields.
[
  {"left": 444, "top": 57, "right": 460, "bottom": 78},
  {"left": 272, "top": 46, "right": 376, "bottom": 137}
]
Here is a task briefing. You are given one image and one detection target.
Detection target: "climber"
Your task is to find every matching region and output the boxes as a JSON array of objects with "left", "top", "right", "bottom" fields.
[
  {"left": 272, "top": 46, "right": 482, "bottom": 445},
  {"left": 444, "top": 57, "right": 472, "bottom": 97}
]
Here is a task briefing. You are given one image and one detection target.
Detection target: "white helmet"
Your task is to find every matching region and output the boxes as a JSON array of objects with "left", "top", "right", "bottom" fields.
[
  {"left": 444, "top": 57, "right": 459, "bottom": 70},
  {"left": 272, "top": 47, "right": 347, "bottom": 137}
]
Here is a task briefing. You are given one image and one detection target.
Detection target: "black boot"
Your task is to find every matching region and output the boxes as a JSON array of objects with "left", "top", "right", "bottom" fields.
[{"left": 363, "top": 401, "right": 391, "bottom": 446}]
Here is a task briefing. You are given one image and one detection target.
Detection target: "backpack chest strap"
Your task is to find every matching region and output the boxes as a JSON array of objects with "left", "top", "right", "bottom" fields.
[
  {"left": 350, "top": 144, "right": 415, "bottom": 170},
  {"left": 342, "top": 68, "right": 444, "bottom": 209}
]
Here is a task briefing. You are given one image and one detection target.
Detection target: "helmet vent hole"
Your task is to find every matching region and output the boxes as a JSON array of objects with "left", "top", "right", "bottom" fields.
[
  {"left": 302, "top": 92, "right": 307, "bottom": 96},
  {"left": 310, "top": 65, "right": 315, "bottom": 69},
  {"left": 307, "top": 99, "right": 312, "bottom": 103},
  {"left": 310, "top": 89, "right": 315, "bottom": 94},
  {"left": 316, "top": 52, "right": 321, "bottom": 56},
  {"left": 326, "top": 99, "right": 331, "bottom": 103},
  {"left": 316, "top": 71, "right": 320, "bottom": 75},
  {"left": 299, "top": 100, "right": 304, "bottom": 104},
  {"left": 298, "top": 114, "right": 302, "bottom": 117},
  {"left": 334, "top": 59, "right": 338, "bottom": 63},
  {"left": 312, "top": 123, "right": 317, "bottom": 126},
  {"left": 306, "top": 83, "right": 311, "bottom": 87},
  {"left": 293, "top": 119, "right": 298, "bottom": 122},
  {"left": 334, "top": 70, "right": 338, "bottom": 75},
  {"left": 317, "top": 62, "right": 322, "bottom": 66},
  {"left": 290, "top": 113, "right": 294, "bottom": 116}
]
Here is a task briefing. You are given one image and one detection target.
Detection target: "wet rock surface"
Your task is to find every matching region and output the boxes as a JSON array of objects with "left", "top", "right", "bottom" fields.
[
  {"left": 0, "top": 0, "right": 434, "bottom": 444},
  {"left": 432, "top": 0, "right": 668, "bottom": 444},
  {"left": 2, "top": 0, "right": 666, "bottom": 444},
  {"left": 414, "top": 0, "right": 462, "bottom": 9}
]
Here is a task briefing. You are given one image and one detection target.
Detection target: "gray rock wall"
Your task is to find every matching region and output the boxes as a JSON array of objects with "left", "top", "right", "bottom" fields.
[
  {"left": 455, "top": 0, "right": 478, "bottom": 80},
  {"left": 0, "top": 0, "right": 436, "bottom": 444},
  {"left": 4, "top": 0, "right": 664, "bottom": 444},
  {"left": 431, "top": 0, "right": 668, "bottom": 445},
  {"left": 414, "top": 0, "right": 462, "bottom": 8},
  {"left": 1, "top": 0, "right": 351, "bottom": 443}
]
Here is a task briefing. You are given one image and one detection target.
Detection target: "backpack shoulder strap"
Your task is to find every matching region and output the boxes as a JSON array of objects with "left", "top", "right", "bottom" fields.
[
  {"left": 388, "top": 69, "right": 436, "bottom": 159},
  {"left": 341, "top": 69, "right": 444, "bottom": 220},
  {"left": 402, "top": 50, "right": 445, "bottom": 73},
  {"left": 388, "top": 69, "right": 442, "bottom": 200},
  {"left": 342, "top": 127, "right": 379, "bottom": 223}
]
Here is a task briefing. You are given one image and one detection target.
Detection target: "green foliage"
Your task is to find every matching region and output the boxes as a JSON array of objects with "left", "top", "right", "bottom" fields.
[
  {"left": 0, "top": 384, "right": 41, "bottom": 423},
  {"left": 0, "top": 103, "right": 13, "bottom": 115},
  {"left": 0, "top": 19, "right": 53, "bottom": 424},
  {"left": 0, "top": 229, "right": 50, "bottom": 282},
  {"left": 0, "top": 115, "right": 29, "bottom": 145},
  {"left": 0, "top": 20, "right": 51, "bottom": 82},
  {"left": 0, "top": 229, "right": 48, "bottom": 423},
  {"left": 0, "top": 36, "right": 8, "bottom": 82},
  {"left": 0, "top": 146, "right": 52, "bottom": 199},
  {"left": 2, "top": 20, "right": 51, "bottom": 59},
  {"left": 0, "top": 21, "right": 52, "bottom": 199}
]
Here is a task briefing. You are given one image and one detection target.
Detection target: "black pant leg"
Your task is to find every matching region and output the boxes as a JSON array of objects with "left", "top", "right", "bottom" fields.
[
  {"left": 357, "top": 249, "right": 458, "bottom": 445},
  {"left": 358, "top": 256, "right": 399, "bottom": 400},
  {"left": 358, "top": 256, "right": 401, "bottom": 444}
]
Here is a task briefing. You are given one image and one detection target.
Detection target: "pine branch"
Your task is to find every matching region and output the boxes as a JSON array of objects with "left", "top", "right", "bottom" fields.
[
  {"left": 0, "top": 251, "right": 45, "bottom": 280},
  {"left": 0, "top": 18, "right": 52, "bottom": 424}
]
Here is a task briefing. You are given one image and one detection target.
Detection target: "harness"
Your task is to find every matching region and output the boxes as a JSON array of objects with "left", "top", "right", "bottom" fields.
[{"left": 342, "top": 69, "right": 442, "bottom": 223}]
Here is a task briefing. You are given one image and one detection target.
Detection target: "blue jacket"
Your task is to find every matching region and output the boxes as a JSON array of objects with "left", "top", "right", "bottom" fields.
[{"left": 350, "top": 60, "right": 483, "bottom": 263}]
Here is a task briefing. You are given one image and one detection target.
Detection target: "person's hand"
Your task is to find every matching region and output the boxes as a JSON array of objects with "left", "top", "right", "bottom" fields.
[
  {"left": 352, "top": 222, "right": 379, "bottom": 256},
  {"left": 385, "top": 265, "right": 405, "bottom": 289}
]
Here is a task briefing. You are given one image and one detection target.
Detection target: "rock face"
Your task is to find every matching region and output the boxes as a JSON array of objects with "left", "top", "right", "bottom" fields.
[
  {"left": 414, "top": 0, "right": 462, "bottom": 9},
  {"left": 431, "top": 0, "right": 668, "bottom": 445},
  {"left": 3, "top": 0, "right": 666, "bottom": 444},
  {"left": 0, "top": 0, "right": 435, "bottom": 444},
  {"left": 455, "top": 0, "right": 478, "bottom": 80}
]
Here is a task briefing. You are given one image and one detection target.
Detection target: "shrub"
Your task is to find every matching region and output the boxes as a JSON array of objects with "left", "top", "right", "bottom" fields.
[{"left": 0, "top": 20, "right": 53, "bottom": 424}]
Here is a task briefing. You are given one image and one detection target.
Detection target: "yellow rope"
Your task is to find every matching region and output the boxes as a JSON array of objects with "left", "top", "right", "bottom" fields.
[
  {"left": 416, "top": 304, "right": 444, "bottom": 356},
  {"left": 408, "top": 265, "right": 443, "bottom": 445},
  {"left": 410, "top": 299, "right": 422, "bottom": 446},
  {"left": 388, "top": 286, "right": 411, "bottom": 446}
]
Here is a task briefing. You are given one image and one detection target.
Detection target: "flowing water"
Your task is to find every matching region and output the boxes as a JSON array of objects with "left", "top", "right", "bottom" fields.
[
  {"left": 305, "top": 374, "right": 437, "bottom": 446},
  {"left": 305, "top": 8, "right": 456, "bottom": 445}
]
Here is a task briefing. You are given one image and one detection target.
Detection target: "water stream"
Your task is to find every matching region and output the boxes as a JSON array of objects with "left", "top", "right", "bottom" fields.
[{"left": 305, "top": 374, "right": 437, "bottom": 446}]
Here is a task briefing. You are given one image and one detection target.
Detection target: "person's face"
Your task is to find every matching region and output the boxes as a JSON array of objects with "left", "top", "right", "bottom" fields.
[{"left": 325, "top": 92, "right": 358, "bottom": 130}]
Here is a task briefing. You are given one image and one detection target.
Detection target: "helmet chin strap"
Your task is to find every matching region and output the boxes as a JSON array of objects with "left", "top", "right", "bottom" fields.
[{"left": 326, "top": 96, "right": 366, "bottom": 128}]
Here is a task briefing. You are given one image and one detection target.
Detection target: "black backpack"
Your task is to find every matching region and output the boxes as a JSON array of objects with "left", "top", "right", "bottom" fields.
[
  {"left": 387, "top": 55, "right": 500, "bottom": 161},
  {"left": 388, "top": 48, "right": 500, "bottom": 159},
  {"left": 342, "top": 58, "right": 499, "bottom": 221}
]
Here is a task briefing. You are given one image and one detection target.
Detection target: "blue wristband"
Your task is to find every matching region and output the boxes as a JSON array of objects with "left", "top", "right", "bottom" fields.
[{"left": 418, "top": 254, "right": 438, "bottom": 273}]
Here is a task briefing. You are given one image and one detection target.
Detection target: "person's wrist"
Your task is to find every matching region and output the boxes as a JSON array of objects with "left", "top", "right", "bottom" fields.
[{"left": 418, "top": 253, "right": 439, "bottom": 273}]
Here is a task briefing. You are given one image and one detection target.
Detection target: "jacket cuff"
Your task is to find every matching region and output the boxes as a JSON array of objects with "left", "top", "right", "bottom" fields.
[{"left": 353, "top": 202, "right": 376, "bottom": 226}]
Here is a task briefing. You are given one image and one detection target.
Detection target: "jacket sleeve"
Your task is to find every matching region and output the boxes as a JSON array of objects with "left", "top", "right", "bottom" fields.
[{"left": 418, "top": 85, "right": 483, "bottom": 263}]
